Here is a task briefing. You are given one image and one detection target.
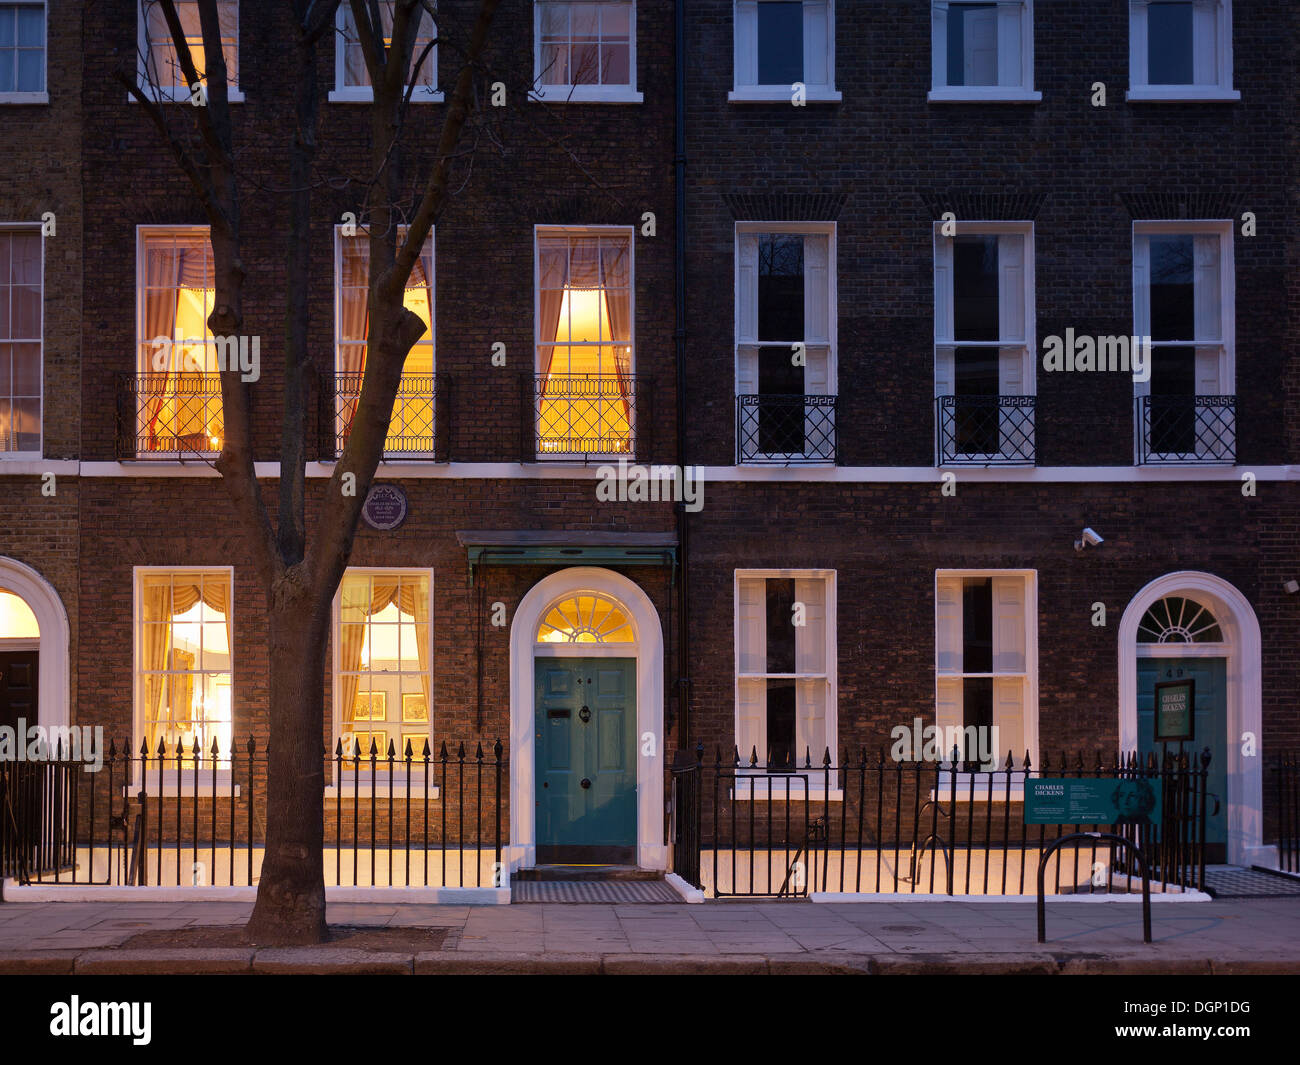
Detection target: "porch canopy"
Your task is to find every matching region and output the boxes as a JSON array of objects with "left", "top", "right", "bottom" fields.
[{"left": 456, "top": 530, "right": 678, "bottom": 581}]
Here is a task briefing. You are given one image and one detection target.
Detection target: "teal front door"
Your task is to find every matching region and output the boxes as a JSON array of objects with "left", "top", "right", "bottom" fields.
[
  {"left": 535, "top": 657, "right": 637, "bottom": 864},
  {"left": 1137, "top": 657, "right": 1228, "bottom": 860}
]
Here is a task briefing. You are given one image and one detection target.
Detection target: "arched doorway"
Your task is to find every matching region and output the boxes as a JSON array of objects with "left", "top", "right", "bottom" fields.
[
  {"left": 0, "top": 557, "right": 70, "bottom": 733},
  {"left": 1118, "top": 572, "right": 1268, "bottom": 867},
  {"left": 509, "top": 568, "right": 664, "bottom": 870}
]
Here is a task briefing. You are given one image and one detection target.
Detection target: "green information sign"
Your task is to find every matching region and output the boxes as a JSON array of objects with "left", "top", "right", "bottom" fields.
[
  {"left": 1154, "top": 678, "right": 1195, "bottom": 742},
  {"left": 1024, "top": 778, "right": 1162, "bottom": 826}
]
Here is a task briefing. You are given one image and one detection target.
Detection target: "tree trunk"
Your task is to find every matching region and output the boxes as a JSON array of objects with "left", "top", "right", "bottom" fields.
[{"left": 245, "top": 591, "right": 330, "bottom": 944}]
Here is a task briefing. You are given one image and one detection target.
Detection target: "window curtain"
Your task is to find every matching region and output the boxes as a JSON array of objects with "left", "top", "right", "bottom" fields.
[
  {"left": 141, "top": 235, "right": 212, "bottom": 447},
  {"left": 537, "top": 241, "right": 567, "bottom": 384},
  {"left": 337, "top": 576, "right": 430, "bottom": 731},
  {"left": 599, "top": 239, "right": 633, "bottom": 422},
  {"left": 338, "top": 237, "right": 369, "bottom": 437},
  {"left": 140, "top": 574, "right": 230, "bottom": 742}
]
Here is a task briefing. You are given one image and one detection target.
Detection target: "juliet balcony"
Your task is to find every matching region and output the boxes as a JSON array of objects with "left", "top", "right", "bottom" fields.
[
  {"left": 327, "top": 372, "right": 448, "bottom": 460},
  {"left": 527, "top": 373, "right": 648, "bottom": 462},
  {"left": 1136, "top": 395, "right": 1236, "bottom": 465},
  {"left": 936, "top": 394, "right": 1036, "bottom": 467},
  {"left": 736, "top": 394, "right": 838, "bottom": 465},
  {"left": 116, "top": 372, "right": 225, "bottom": 459}
]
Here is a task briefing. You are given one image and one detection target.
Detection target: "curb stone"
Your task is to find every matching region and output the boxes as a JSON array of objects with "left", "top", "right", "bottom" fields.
[
  {"left": 74, "top": 949, "right": 255, "bottom": 975},
  {"left": 251, "top": 948, "right": 413, "bottom": 975},
  {"left": 415, "top": 951, "right": 601, "bottom": 974},
  {"left": 872, "top": 952, "right": 1060, "bottom": 975}
]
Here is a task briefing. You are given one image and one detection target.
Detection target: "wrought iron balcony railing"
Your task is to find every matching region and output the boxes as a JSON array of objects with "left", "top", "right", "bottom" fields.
[
  {"left": 529, "top": 373, "right": 642, "bottom": 461},
  {"left": 116, "top": 372, "right": 224, "bottom": 459},
  {"left": 330, "top": 373, "right": 446, "bottom": 459},
  {"left": 936, "top": 394, "right": 1036, "bottom": 466},
  {"left": 736, "top": 393, "right": 837, "bottom": 464},
  {"left": 1136, "top": 395, "right": 1236, "bottom": 465}
]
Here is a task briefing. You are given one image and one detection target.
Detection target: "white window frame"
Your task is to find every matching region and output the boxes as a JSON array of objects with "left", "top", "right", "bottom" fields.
[
  {"left": 732, "top": 568, "right": 839, "bottom": 800},
  {"left": 730, "top": 0, "right": 840, "bottom": 104},
  {"left": 928, "top": 0, "right": 1039, "bottom": 103},
  {"left": 934, "top": 569, "right": 1038, "bottom": 796},
  {"left": 529, "top": 0, "right": 643, "bottom": 104},
  {"left": 132, "top": 566, "right": 237, "bottom": 791},
  {"left": 332, "top": 224, "right": 437, "bottom": 458},
  {"left": 933, "top": 220, "right": 1036, "bottom": 466},
  {"left": 1131, "top": 219, "right": 1235, "bottom": 465},
  {"left": 1128, "top": 0, "right": 1238, "bottom": 102},
  {"left": 328, "top": 567, "right": 436, "bottom": 795},
  {"left": 0, "top": 222, "right": 43, "bottom": 458},
  {"left": 329, "top": 1, "right": 443, "bottom": 104},
  {"left": 532, "top": 223, "right": 636, "bottom": 462},
  {"left": 134, "top": 0, "right": 244, "bottom": 104},
  {"left": 734, "top": 221, "right": 838, "bottom": 464},
  {"left": 0, "top": 0, "right": 48, "bottom": 104}
]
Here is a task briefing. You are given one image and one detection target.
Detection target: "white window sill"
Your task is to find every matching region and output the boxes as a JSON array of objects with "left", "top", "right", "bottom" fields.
[
  {"left": 928, "top": 88, "right": 1042, "bottom": 104},
  {"left": 0, "top": 91, "right": 48, "bottom": 105},
  {"left": 929, "top": 780, "right": 1026, "bottom": 803},
  {"left": 326, "top": 783, "right": 441, "bottom": 799},
  {"left": 329, "top": 87, "right": 444, "bottom": 103},
  {"left": 1126, "top": 87, "right": 1241, "bottom": 103},
  {"left": 731, "top": 784, "right": 843, "bottom": 802},
  {"left": 128, "top": 86, "right": 246, "bottom": 104},
  {"left": 529, "top": 87, "right": 643, "bottom": 104},
  {"left": 728, "top": 87, "right": 842, "bottom": 104}
]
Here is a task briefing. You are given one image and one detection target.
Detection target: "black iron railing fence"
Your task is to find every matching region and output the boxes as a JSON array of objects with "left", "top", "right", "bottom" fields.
[
  {"left": 326, "top": 372, "right": 449, "bottom": 459},
  {"left": 1136, "top": 395, "right": 1236, "bottom": 464},
  {"left": 936, "top": 394, "right": 1036, "bottom": 465},
  {"left": 736, "top": 393, "right": 837, "bottom": 464},
  {"left": 671, "top": 747, "right": 1212, "bottom": 899},
  {"left": 527, "top": 372, "right": 646, "bottom": 461},
  {"left": 115, "top": 372, "right": 226, "bottom": 458},
  {"left": 1274, "top": 753, "right": 1299, "bottom": 874},
  {"left": 0, "top": 737, "right": 505, "bottom": 889}
]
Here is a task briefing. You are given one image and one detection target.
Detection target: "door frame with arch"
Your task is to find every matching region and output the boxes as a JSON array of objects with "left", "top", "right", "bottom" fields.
[
  {"left": 1117, "top": 571, "right": 1271, "bottom": 867},
  {"left": 508, "top": 567, "right": 665, "bottom": 871},
  {"left": 0, "top": 556, "right": 70, "bottom": 731}
]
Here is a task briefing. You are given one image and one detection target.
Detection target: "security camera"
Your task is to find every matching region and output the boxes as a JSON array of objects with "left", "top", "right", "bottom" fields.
[{"left": 1074, "top": 527, "right": 1104, "bottom": 552}]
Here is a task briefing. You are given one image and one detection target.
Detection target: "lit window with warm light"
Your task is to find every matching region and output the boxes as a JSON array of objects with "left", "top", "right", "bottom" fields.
[
  {"left": 135, "top": 227, "right": 225, "bottom": 455},
  {"left": 138, "top": 0, "right": 241, "bottom": 101},
  {"left": 0, "top": 588, "right": 38, "bottom": 638},
  {"left": 537, "top": 593, "right": 634, "bottom": 644},
  {"left": 335, "top": 570, "right": 431, "bottom": 765},
  {"left": 136, "top": 569, "right": 233, "bottom": 758},
  {"left": 0, "top": 226, "right": 41, "bottom": 455},
  {"left": 535, "top": 227, "right": 634, "bottom": 458},
  {"left": 334, "top": 226, "right": 435, "bottom": 456}
]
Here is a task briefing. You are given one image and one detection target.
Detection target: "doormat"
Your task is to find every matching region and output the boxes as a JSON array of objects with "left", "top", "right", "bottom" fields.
[
  {"left": 512, "top": 878, "right": 681, "bottom": 904},
  {"left": 1203, "top": 866, "right": 1300, "bottom": 898}
]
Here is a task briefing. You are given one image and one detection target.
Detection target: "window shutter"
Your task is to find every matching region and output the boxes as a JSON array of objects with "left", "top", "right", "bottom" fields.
[
  {"left": 934, "top": 233, "right": 955, "bottom": 399},
  {"left": 931, "top": 3, "right": 948, "bottom": 90},
  {"left": 734, "top": 1, "right": 758, "bottom": 87},
  {"left": 991, "top": 576, "right": 1026, "bottom": 673},
  {"left": 993, "top": 676, "right": 1025, "bottom": 767},
  {"left": 794, "top": 577, "right": 826, "bottom": 674},
  {"left": 1192, "top": 0, "right": 1218, "bottom": 86},
  {"left": 936, "top": 676, "right": 963, "bottom": 746},
  {"left": 796, "top": 679, "right": 827, "bottom": 768},
  {"left": 737, "top": 577, "right": 766, "bottom": 674},
  {"left": 804, "top": 234, "right": 830, "bottom": 346},
  {"left": 935, "top": 575, "right": 962, "bottom": 674},
  {"left": 996, "top": 2, "right": 1023, "bottom": 88},
  {"left": 966, "top": 6, "right": 998, "bottom": 86},
  {"left": 737, "top": 232, "right": 760, "bottom": 398},
  {"left": 736, "top": 576, "right": 767, "bottom": 762},
  {"left": 998, "top": 233, "right": 1026, "bottom": 345},
  {"left": 803, "top": 0, "right": 829, "bottom": 88},
  {"left": 1193, "top": 234, "right": 1222, "bottom": 394},
  {"left": 736, "top": 678, "right": 766, "bottom": 765},
  {"left": 1132, "top": 235, "right": 1152, "bottom": 399}
]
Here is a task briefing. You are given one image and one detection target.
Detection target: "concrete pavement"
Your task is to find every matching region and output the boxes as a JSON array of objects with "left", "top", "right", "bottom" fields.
[{"left": 0, "top": 896, "right": 1297, "bottom": 973}]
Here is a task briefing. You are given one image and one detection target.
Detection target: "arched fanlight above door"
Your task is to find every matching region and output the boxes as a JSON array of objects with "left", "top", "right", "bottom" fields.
[
  {"left": 536, "top": 592, "right": 635, "bottom": 644},
  {"left": 1136, "top": 595, "right": 1223, "bottom": 644}
]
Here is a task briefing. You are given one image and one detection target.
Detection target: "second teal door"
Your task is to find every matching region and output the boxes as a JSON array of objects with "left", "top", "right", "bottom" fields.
[{"left": 535, "top": 657, "right": 637, "bottom": 865}]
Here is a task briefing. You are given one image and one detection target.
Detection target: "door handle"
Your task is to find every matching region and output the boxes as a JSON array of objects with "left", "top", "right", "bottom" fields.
[
  {"left": 580, "top": 778, "right": 591, "bottom": 790},
  {"left": 579, "top": 705, "right": 591, "bottom": 723}
]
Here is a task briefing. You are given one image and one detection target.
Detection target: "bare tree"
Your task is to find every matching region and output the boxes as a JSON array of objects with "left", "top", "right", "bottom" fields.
[{"left": 122, "top": 0, "right": 500, "bottom": 944}]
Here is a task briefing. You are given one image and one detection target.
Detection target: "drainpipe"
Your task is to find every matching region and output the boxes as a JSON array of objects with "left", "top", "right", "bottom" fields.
[{"left": 672, "top": 0, "right": 691, "bottom": 751}]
